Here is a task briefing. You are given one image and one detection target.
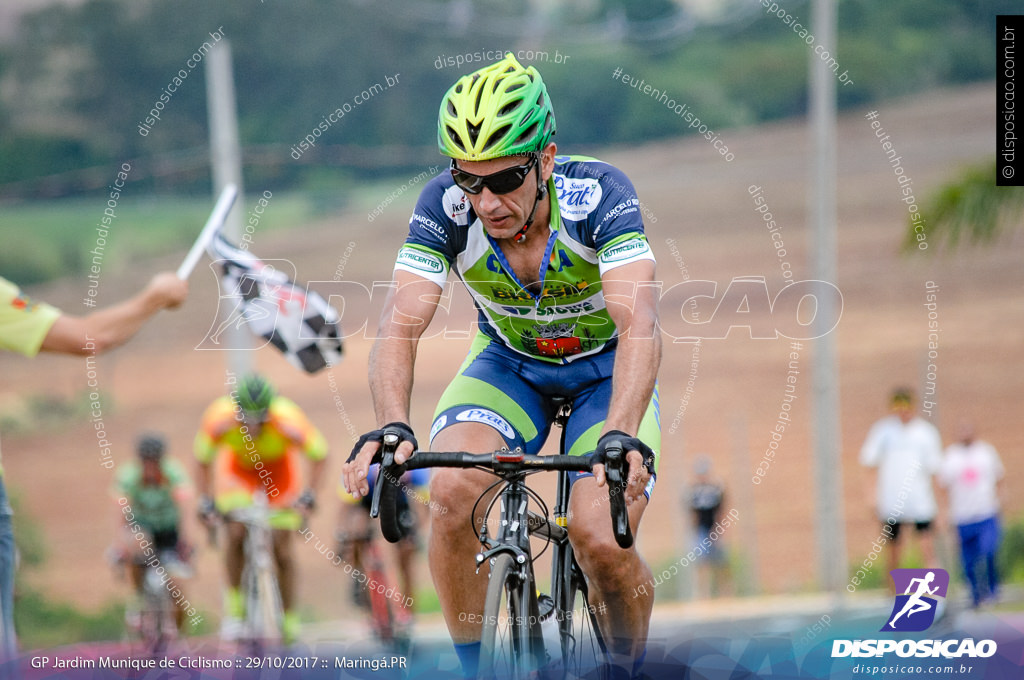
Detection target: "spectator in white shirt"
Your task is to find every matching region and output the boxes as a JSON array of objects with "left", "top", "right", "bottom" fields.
[{"left": 860, "top": 388, "right": 943, "bottom": 579}]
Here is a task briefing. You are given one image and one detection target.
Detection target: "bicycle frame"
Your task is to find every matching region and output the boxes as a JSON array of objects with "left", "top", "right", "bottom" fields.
[
  {"left": 371, "top": 403, "right": 629, "bottom": 676},
  {"left": 225, "top": 491, "right": 284, "bottom": 645}
]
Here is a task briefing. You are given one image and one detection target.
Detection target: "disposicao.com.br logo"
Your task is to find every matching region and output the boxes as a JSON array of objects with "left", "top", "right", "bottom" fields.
[{"left": 832, "top": 569, "right": 997, "bottom": 659}]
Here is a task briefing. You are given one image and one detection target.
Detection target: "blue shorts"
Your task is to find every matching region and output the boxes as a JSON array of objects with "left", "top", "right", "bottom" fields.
[{"left": 430, "top": 333, "right": 660, "bottom": 499}]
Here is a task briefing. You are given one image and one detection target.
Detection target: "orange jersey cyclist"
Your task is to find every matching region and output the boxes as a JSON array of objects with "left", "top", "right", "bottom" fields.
[
  {"left": 343, "top": 54, "right": 661, "bottom": 678},
  {"left": 195, "top": 374, "right": 327, "bottom": 642}
]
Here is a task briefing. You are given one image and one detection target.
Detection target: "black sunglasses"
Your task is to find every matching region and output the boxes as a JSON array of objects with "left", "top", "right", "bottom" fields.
[{"left": 450, "top": 155, "right": 538, "bottom": 195}]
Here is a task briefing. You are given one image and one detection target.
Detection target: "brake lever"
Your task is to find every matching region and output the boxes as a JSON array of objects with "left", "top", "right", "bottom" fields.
[{"left": 369, "top": 431, "right": 398, "bottom": 519}]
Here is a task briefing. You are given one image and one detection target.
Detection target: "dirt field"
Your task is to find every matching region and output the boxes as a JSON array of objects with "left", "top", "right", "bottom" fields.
[{"left": 0, "top": 82, "right": 1018, "bottom": 624}]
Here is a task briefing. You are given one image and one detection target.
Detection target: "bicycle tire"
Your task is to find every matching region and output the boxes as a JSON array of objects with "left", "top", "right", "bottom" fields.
[
  {"left": 560, "top": 573, "right": 607, "bottom": 679},
  {"left": 255, "top": 567, "right": 285, "bottom": 642},
  {"left": 479, "top": 554, "right": 540, "bottom": 679},
  {"left": 365, "top": 559, "right": 396, "bottom": 644}
]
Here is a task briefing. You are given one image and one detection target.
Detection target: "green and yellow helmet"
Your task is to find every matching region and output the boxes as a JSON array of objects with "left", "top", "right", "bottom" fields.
[{"left": 438, "top": 53, "right": 556, "bottom": 161}]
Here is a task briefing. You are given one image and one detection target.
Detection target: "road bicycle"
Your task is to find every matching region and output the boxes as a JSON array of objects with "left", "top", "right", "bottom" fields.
[
  {"left": 336, "top": 524, "right": 406, "bottom": 649},
  {"left": 114, "top": 544, "right": 189, "bottom": 654},
  {"left": 371, "top": 399, "right": 636, "bottom": 678},
  {"left": 224, "top": 491, "right": 285, "bottom": 649}
]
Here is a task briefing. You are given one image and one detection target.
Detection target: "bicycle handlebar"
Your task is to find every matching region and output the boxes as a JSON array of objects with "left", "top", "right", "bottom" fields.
[{"left": 369, "top": 429, "right": 636, "bottom": 549}]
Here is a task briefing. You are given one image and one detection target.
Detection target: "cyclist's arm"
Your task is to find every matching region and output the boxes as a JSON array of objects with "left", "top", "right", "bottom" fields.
[
  {"left": 343, "top": 270, "right": 441, "bottom": 497},
  {"left": 598, "top": 258, "right": 661, "bottom": 500},
  {"left": 41, "top": 272, "right": 187, "bottom": 355},
  {"left": 370, "top": 270, "right": 442, "bottom": 426},
  {"left": 194, "top": 429, "right": 218, "bottom": 501}
]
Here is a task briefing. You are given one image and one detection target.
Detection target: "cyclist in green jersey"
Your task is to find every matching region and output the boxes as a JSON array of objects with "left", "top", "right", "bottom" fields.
[{"left": 344, "top": 54, "right": 661, "bottom": 677}]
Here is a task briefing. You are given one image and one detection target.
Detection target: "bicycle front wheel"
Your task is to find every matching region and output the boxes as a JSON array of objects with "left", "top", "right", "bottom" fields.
[
  {"left": 560, "top": 573, "right": 606, "bottom": 679},
  {"left": 479, "top": 554, "right": 540, "bottom": 679},
  {"left": 246, "top": 565, "right": 284, "bottom": 645}
]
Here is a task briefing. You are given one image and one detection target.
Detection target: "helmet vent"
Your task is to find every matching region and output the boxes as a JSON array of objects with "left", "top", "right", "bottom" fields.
[
  {"left": 447, "top": 100, "right": 457, "bottom": 116},
  {"left": 506, "top": 82, "right": 524, "bottom": 93},
  {"left": 447, "top": 126, "right": 465, "bottom": 151},
  {"left": 483, "top": 125, "right": 511, "bottom": 152},
  {"left": 519, "top": 121, "right": 539, "bottom": 146},
  {"left": 467, "top": 121, "right": 481, "bottom": 146},
  {"left": 498, "top": 100, "right": 519, "bottom": 117}
]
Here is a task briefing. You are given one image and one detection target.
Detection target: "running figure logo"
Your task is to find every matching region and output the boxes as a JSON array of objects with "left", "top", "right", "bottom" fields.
[{"left": 881, "top": 568, "right": 949, "bottom": 632}]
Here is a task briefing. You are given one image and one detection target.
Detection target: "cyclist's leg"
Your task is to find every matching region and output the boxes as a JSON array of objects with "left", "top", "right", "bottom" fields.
[
  {"left": 563, "top": 377, "right": 660, "bottom": 663},
  {"left": 152, "top": 529, "right": 188, "bottom": 630},
  {"left": 271, "top": 528, "right": 295, "bottom": 612},
  {"left": 427, "top": 335, "right": 551, "bottom": 673},
  {"left": 212, "top": 452, "right": 254, "bottom": 622},
  {"left": 429, "top": 423, "right": 508, "bottom": 642}
]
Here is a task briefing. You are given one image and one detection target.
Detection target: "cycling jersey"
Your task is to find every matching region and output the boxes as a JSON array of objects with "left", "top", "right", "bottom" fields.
[
  {"left": 114, "top": 458, "right": 191, "bottom": 534},
  {"left": 195, "top": 395, "right": 326, "bottom": 527},
  {"left": 194, "top": 396, "right": 327, "bottom": 468},
  {"left": 394, "top": 155, "right": 655, "bottom": 364}
]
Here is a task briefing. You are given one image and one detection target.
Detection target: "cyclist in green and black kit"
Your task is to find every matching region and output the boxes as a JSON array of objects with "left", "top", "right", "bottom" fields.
[{"left": 112, "top": 433, "right": 193, "bottom": 633}]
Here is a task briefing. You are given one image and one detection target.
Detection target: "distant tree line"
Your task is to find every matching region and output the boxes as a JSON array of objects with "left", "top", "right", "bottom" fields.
[{"left": 0, "top": 0, "right": 1008, "bottom": 198}]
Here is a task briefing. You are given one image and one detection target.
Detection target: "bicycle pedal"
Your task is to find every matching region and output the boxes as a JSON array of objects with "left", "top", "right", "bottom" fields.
[{"left": 537, "top": 593, "right": 555, "bottom": 621}]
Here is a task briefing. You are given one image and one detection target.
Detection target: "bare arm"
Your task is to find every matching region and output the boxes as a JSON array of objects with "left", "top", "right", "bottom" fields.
[
  {"left": 595, "top": 259, "right": 661, "bottom": 502},
  {"left": 196, "top": 461, "right": 213, "bottom": 500},
  {"left": 342, "top": 271, "right": 441, "bottom": 497},
  {"left": 41, "top": 272, "right": 188, "bottom": 355}
]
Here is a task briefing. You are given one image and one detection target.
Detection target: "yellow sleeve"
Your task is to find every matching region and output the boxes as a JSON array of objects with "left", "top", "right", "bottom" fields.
[
  {"left": 270, "top": 397, "right": 328, "bottom": 462},
  {"left": 194, "top": 397, "right": 235, "bottom": 465},
  {"left": 0, "top": 277, "right": 61, "bottom": 357}
]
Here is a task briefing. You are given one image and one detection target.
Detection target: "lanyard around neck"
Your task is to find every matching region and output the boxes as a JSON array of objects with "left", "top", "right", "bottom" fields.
[{"left": 484, "top": 177, "right": 560, "bottom": 304}]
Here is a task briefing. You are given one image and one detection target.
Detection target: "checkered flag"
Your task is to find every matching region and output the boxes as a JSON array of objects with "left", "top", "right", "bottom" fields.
[{"left": 207, "top": 235, "right": 342, "bottom": 373}]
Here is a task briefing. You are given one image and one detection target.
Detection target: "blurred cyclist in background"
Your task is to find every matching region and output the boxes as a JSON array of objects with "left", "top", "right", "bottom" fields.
[
  {"left": 336, "top": 465, "right": 429, "bottom": 629},
  {"left": 112, "top": 433, "right": 193, "bottom": 632},
  {"left": 0, "top": 271, "right": 187, "bottom": 656},
  {"left": 195, "top": 374, "right": 327, "bottom": 643}
]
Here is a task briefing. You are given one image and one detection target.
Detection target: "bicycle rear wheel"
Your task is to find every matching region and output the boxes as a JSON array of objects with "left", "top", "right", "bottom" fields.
[{"left": 479, "top": 554, "right": 541, "bottom": 679}]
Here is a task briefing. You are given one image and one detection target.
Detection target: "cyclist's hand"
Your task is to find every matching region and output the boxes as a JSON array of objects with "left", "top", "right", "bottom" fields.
[
  {"left": 592, "top": 430, "right": 655, "bottom": 505},
  {"left": 295, "top": 488, "right": 316, "bottom": 515},
  {"left": 197, "top": 496, "right": 218, "bottom": 528},
  {"left": 343, "top": 422, "right": 418, "bottom": 499}
]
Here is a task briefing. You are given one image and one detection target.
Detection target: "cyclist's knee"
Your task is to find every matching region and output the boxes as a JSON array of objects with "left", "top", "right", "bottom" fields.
[
  {"left": 429, "top": 469, "right": 488, "bottom": 531},
  {"left": 569, "top": 506, "right": 640, "bottom": 582}
]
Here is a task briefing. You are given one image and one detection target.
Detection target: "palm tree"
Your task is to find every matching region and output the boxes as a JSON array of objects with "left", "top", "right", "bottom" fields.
[{"left": 905, "top": 159, "right": 1024, "bottom": 251}]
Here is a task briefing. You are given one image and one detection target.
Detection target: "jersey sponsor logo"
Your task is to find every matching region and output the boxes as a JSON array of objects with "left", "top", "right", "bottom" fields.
[
  {"left": 535, "top": 336, "right": 583, "bottom": 358},
  {"left": 597, "top": 198, "right": 640, "bottom": 230},
  {"left": 485, "top": 253, "right": 505, "bottom": 274},
  {"left": 599, "top": 238, "right": 651, "bottom": 264},
  {"left": 548, "top": 247, "right": 575, "bottom": 272},
  {"left": 489, "top": 280, "right": 591, "bottom": 301},
  {"left": 553, "top": 175, "right": 602, "bottom": 220},
  {"left": 537, "top": 300, "right": 594, "bottom": 316},
  {"left": 443, "top": 185, "right": 470, "bottom": 225},
  {"left": 397, "top": 247, "right": 445, "bottom": 274},
  {"left": 430, "top": 414, "right": 448, "bottom": 441},
  {"left": 455, "top": 408, "right": 514, "bottom": 439},
  {"left": 411, "top": 212, "right": 447, "bottom": 240}
]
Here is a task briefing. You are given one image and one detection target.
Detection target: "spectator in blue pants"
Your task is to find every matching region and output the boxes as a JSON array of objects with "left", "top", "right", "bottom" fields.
[{"left": 939, "top": 423, "right": 1005, "bottom": 608}]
